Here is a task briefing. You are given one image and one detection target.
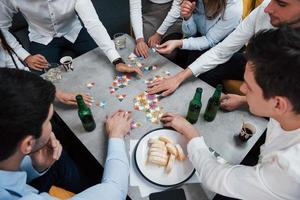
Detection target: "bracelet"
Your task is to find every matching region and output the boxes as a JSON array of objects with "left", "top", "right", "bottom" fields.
[{"left": 112, "top": 58, "right": 125, "bottom": 66}]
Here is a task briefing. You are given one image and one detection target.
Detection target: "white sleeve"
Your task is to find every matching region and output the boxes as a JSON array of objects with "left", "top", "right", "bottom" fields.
[
  {"left": 0, "top": 0, "right": 30, "bottom": 61},
  {"left": 187, "top": 137, "right": 297, "bottom": 200},
  {"left": 187, "top": 4, "right": 261, "bottom": 76},
  {"left": 181, "top": 0, "right": 242, "bottom": 51},
  {"left": 156, "top": 0, "right": 181, "bottom": 35},
  {"left": 75, "top": 0, "right": 120, "bottom": 63},
  {"left": 130, "top": 0, "right": 144, "bottom": 40}
]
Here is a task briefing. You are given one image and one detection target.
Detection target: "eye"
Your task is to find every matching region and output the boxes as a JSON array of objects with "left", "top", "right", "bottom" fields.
[{"left": 276, "top": 0, "right": 288, "bottom": 7}]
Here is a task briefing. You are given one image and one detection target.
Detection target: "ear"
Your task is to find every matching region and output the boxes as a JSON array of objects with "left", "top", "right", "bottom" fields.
[
  {"left": 272, "top": 96, "right": 290, "bottom": 115},
  {"left": 19, "top": 135, "right": 36, "bottom": 155}
]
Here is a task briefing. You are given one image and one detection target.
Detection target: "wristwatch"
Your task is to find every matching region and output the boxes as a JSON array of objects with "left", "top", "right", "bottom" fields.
[{"left": 112, "top": 58, "right": 125, "bottom": 66}]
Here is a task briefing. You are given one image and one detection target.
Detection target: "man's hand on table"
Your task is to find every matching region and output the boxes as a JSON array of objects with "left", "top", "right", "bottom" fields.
[
  {"left": 106, "top": 110, "right": 132, "bottom": 138},
  {"left": 220, "top": 94, "right": 247, "bottom": 111},
  {"left": 25, "top": 54, "right": 48, "bottom": 71},
  {"left": 156, "top": 40, "right": 183, "bottom": 55},
  {"left": 30, "top": 132, "right": 62, "bottom": 173},
  {"left": 116, "top": 63, "right": 144, "bottom": 77},
  {"left": 161, "top": 112, "right": 199, "bottom": 141},
  {"left": 134, "top": 38, "right": 149, "bottom": 58},
  {"left": 148, "top": 32, "right": 162, "bottom": 48},
  {"left": 55, "top": 89, "right": 93, "bottom": 106}
]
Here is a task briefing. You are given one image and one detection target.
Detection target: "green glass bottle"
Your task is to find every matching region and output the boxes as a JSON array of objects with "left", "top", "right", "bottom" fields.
[
  {"left": 76, "top": 95, "right": 96, "bottom": 132},
  {"left": 186, "top": 87, "right": 203, "bottom": 124},
  {"left": 204, "top": 84, "right": 223, "bottom": 122}
]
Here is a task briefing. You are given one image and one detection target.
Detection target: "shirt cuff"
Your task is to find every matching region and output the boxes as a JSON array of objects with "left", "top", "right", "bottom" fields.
[
  {"left": 16, "top": 48, "right": 31, "bottom": 61},
  {"left": 188, "top": 61, "right": 206, "bottom": 77},
  {"left": 187, "top": 136, "right": 210, "bottom": 156},
  {"left": 106, "top": 49, "right": 121, "bottom": 63},
  {"left": 108, "top": 138, "right": 126, "bottom": 154}
]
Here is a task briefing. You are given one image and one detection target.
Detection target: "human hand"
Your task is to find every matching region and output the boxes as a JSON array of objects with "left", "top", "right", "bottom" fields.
[
  {"left": 147, "top": 75, "right": 182, "bottom": 96},
  {"left": 148, "top": 32, "right": 162, "bottom": 48},
  {"left": 220, "top": 94, "right": 247, "bottom": 111},
  {"left": 161, "top": 112, "right": 199, "bottom": 141},
  {"left": 25, "top": 54, "right": 48, "bottom": 71},
  {"left": 156, "top": 40, "right": 182, "bottom": 55},
  {"left": 134, "top": 38, "right": 149, "bottom": 58},
  {"left": 55, "top": 90, "right": 93, "bottom": 106},
  {"left": 106, "top": 110, "right": 132, "bottom": 138},
  {"left": 181, "top": 0, "right": 196, "bottom": 20},
  {"left": 116, "top": 63, "right": 144, "bottom": 76},
  {"left": 30, "top": 132, "right": 62, "bottom": 172}
]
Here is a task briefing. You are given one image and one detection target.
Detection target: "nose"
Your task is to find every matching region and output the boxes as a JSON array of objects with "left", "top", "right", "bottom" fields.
[{"left": 264, "top": 2, "right": 273, "bottom": 14}]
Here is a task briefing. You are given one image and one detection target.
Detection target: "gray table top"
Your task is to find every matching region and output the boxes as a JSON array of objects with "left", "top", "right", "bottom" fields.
[{"left": 53, "top": 35, "right": 267, "bottom": 200}]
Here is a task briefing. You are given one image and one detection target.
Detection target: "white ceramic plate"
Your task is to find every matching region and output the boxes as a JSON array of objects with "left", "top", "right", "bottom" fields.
[{"left": 134, "top": 128, "right": 195, "bottom": 187}]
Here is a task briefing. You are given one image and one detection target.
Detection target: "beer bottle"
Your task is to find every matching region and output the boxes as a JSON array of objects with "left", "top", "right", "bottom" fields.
[
  {"left": 186, "top": 87, "right": 203, "bottom": 124},
  {"left": 204, "top": 84, "right": 223, "bottom": 122},
  {"left": 76, "top": 95, "right": 96, "bottom": 132}
]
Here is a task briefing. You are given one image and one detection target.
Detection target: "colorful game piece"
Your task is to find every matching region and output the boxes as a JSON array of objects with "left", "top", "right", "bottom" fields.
[
  {"left": 128, "top": 53, "right": 137, "bottom": 60},
  {"left": 131, "top": 121, "right": 142, "bottom": 130},
  {"left": 99, "top": 101, "right": 107, "bottom": 108},
  {"left": 86, "top": 82, "right": 95, "bottom": 89},
  {"left": 116, "top": 94, "right": 126, "bottom": 102}
]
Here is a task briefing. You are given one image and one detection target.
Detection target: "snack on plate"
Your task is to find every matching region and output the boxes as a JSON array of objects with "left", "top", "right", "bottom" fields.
[
  {"left": 147, "top": 136, "right": 186, "bottom": 173},
  {"left": 175, "top": 144, "right": 186, "bottom": 161},
  {"left": 166, "top": 154, "right": 176, "bottom": 173},
  {"left": 166, "top": 143, "right": 178, "bottom": 157},
  {"left": 159, "top": 136, "right": 174, "bottom": 144}
]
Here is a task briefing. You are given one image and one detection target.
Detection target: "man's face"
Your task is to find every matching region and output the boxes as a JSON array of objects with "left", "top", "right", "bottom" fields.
[
  {"left": 240, "top": 63, "right": 274, "bottom": 117},
  {"left": 265, "top": 0, "right": 300, "bottom": 27},
  {"left": 30, "top": 104, "right": 54, "bottom": 153}
]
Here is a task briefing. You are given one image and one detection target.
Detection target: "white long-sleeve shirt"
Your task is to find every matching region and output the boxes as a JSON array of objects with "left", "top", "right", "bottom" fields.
[
  {"left": 188, "top": 118, "right": 300, "bottom": 200},
  {"left": 188, "top": 0, "right": 274, "bottom": 76},
  {"left": 0, "top": 138, "right": 129, "bottom": 200},
  {"left": 0, "top": 45, "right": 29, "bottom": 71},
  {"left": 130, "top": 0, "right": 181, "bottom": 40},
  {"left": 0, "top": 0, "right": 120, "bottom": 63},
  {"left": 181, "top": 0, "right": 242, "bottom": 51}
]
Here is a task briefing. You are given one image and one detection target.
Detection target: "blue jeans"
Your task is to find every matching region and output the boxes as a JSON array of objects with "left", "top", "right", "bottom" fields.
[
  {"left": 29, "top": 28, "right": 97, "bottom": 65},
  {"left": 29, "top": 151, "right": 94, "bottom": 194}
]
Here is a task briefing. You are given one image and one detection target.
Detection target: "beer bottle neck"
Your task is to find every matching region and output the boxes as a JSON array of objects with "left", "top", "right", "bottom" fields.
[
  {"left": 193, "top": 88, "right": 203, "bottom": 102},
  {"left": 212, "top": 84, "right": 222, "bottom": 100},
  {"left": 76, "top": 95, "right": 88, "bottom": 110}
]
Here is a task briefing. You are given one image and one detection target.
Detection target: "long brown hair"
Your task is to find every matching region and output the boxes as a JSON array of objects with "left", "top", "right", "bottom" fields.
[
  {"left": 0, "top": 30, "right": 19, "bottom": 69},
  {"left": 203, "top": 0, "right": 227, "bottom": 19}
]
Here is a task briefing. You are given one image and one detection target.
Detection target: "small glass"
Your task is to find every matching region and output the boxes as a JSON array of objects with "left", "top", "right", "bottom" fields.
[
  {"left": 60, "top": 56, "right": 73, "bottom": 71},
  {"left": 239, "top": 122, "right": 256, "bottom": 142},
  {"left": 113, "top": 33, "right": 126, "bottom": 50}
]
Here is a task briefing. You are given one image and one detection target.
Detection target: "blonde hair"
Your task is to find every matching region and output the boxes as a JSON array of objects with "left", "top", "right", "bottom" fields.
[{"left": 203, "top": 0, "right": 227, "bottom": 19}]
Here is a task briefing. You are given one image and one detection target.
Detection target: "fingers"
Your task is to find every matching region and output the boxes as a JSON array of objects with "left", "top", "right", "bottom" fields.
[
  {"left": 220, "top": 94, "right": 229, "bottom": 102},
  {"left": 161, "top": 89, "right": 174, "bottom": 97},
  {"left": 147, "top": 79, "right": 162, "bottom": 88},
  {"left": 135, "top": 42, "right": 149, "bottom": 58},
  {"left": 133, "top": 67, "right": 144, "bottom": 77}
]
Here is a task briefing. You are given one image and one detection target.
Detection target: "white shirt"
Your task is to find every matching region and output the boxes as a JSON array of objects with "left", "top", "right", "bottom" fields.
[
  {"left": 188, "top": 0, "right": 274, "bottom": 76},
  {"left": 130, "top": 0, "right": 181, "bottom": 40},
  {"left": 0, "top": 45, "right": 29, "bottom": 71},
  {"left": 187, "top": 118, "right": 300, "bottom": 200},
  {"left": 181, "top": 0, "right": 242, "bottom": 51},
  {"left": 0, "top": 0, "right": 120, "bottom": 63}
]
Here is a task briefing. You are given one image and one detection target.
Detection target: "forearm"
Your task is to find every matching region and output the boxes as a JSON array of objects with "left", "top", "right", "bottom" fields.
[
  {"left": 175, "top": 67, "right": 193, "bottom": 83},
  {"left": 130, "top": 0, "right": 144, "bottom": 40},
  {"left": 75, "top": 0, "right": 120, "bottom": 62},
  {"left": 157, "top": 0, "right": 181, "bottom": 35}
]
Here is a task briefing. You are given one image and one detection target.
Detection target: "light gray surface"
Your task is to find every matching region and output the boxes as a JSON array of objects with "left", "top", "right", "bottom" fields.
[{"left": 53, "top": 35, "right": 268, "bottom": 200}]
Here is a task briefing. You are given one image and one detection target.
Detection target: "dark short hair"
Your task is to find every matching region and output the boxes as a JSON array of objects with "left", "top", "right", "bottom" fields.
[
  {"left": 246, "top": 26, "right": 300, "bottom": 114},
  {"left": 0, "top": 68, "right": 56, "bottom": 161}
]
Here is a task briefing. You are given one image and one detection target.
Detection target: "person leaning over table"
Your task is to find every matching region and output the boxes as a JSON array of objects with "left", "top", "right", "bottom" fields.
[
  {"left": 0, "top": 68, "right": 132, "bottom": 200},
  {"left": 130, "top": 0, "right": 182, "bottom": 58},
  {"left": 155, "top": 0, "right": 242, "bottom": 68},
  {"left": 0, "top": 29, "right": 92, "bottom": 106},
  {"left": 161, "top": 27, "right": 300, "bottom": 200},
  {"left": 0, "top": 0, "right": 143, "bottom": 76},
  {"left": 147, "top": 0, "right": 300, "bottom": 95}
]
